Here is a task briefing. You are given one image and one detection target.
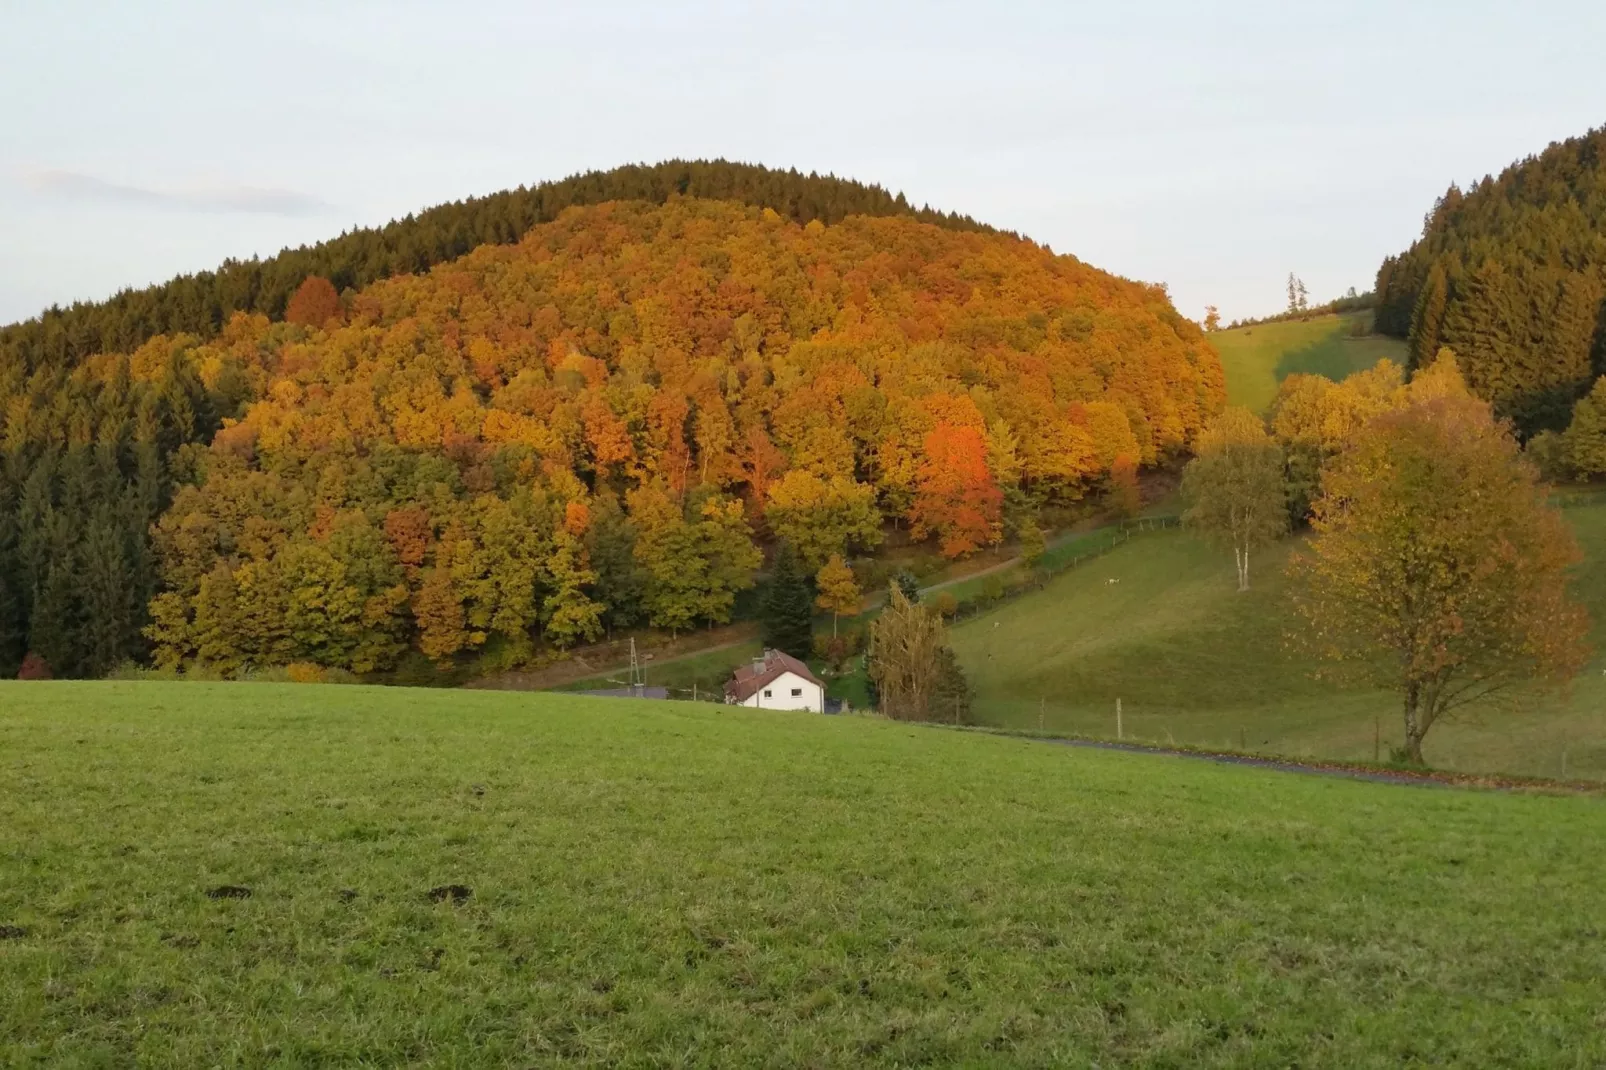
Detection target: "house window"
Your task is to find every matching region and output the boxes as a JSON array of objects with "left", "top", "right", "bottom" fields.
[
  {"left": 791, "top": 688, "right": 802, "bottom": 696},
  {"left": 762, "top": 689, "right": 772, "bottom": 698}
]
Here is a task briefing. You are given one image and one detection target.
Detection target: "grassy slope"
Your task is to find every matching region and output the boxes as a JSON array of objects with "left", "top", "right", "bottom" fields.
[
  {"left": 1212, "top": 313, "right": 1408, "bottom": 411},
  {"left": 5, "top": 683, "right": 1606, "bottom": 1066},
  {"left": 952, "top": 502, "right": 1606, "bottom": 779}
]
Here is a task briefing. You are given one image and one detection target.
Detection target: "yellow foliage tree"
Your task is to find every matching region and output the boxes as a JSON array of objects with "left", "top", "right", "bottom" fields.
[
  {"left": 814, "top": 554, "right": 860, "bottom": 636},
  {"left": 1288, "top": 389, "right": 1590, "bottom": 764}
]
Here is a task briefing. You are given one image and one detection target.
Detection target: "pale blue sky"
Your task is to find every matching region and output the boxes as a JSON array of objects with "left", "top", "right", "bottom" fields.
[{"left": 2, "top": 0, "right": 1603, "bottom": 327}]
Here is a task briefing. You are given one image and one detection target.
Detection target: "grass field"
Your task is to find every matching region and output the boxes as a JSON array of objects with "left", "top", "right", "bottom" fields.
[
  {"left": 1212, "top": 313, "right": 1408, "bottom": 411},
  {"left": 5, "top": 682, "right": 1606, "bottom": 1065},
  {"left": 952, "top": 501, "right": 1606, "bottom": 780}
]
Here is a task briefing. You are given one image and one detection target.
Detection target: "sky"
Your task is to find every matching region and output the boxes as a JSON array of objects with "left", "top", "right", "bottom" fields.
[{"left": 2, "top": 0, "right": 1604, "bottom": 328}]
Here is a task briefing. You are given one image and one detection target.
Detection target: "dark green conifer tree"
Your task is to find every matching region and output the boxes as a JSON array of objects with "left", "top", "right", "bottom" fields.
[
  {"left": 893, "top": 568, "right": 922, "bottom": 604},
  {"left": 28, "top": 559, "right": 82, "bottom": 678},
  {"left": 1407, "top": 262, "right": 1450, "bottom": 373},
  {"left": 760, "top": 542, "right": 814, "bottom": 661}
]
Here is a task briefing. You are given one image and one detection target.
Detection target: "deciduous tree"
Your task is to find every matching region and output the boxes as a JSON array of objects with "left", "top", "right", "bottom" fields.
[
  {"left": 285, "top": 276, "right": 342, "bottom": 328},
  {"left": 765, "top": 470, "right": 882, "bottom": 571},
  {"left": 867, "top": 584, "right": 947, "bottom": 721},
  {"left": 1182, "top": 408, "right": 1287, "bottom": 591},
  {"left": 1288, "top": 391, "right": 1590, "bottom": 764},
  {"left": 813, "top": 554, "right": 860, "bottom": 636},
  {"left": 909, "top": 423, "right": 1003, "bottom": 558}
]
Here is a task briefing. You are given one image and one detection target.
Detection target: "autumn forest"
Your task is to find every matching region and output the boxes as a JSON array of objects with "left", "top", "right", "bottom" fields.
[{"left": 0, "top": 172, "right": 1222, "bottom": 679}]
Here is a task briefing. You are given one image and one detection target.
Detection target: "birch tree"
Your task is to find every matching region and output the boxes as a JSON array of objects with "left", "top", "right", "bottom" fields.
[{"left": 1182, "top": 408, "right": 1287, "bottom": 591}]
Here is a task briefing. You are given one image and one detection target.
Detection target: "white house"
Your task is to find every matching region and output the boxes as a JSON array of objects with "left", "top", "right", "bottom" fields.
[{"left": 723, "top": 649, "right": 826, "bottom": 712}]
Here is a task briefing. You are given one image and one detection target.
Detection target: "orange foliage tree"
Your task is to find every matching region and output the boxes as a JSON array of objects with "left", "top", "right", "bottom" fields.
[
  {"left": 284, "top": 276, "right": 342, "bottom": 328},
  {"left": 910, "top": 424, "right": 1003, "bottom": 558}
]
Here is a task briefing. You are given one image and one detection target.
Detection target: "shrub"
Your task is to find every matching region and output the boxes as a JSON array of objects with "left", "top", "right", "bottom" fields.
[
  {"left": 286, "top": 662, "right": 328, "bottom": 684},
  {"left": 17, "top": 652, "right": 51, "bottom": 680},
  {"left": 932, "top": 592, "right": 959, "bottom": 618}
]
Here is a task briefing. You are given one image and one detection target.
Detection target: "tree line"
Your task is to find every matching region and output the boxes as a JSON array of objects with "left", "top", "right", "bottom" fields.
[
  {"left": 1, "top": 160, "right": 1001, "bottom": 381},
  {"left": 1, "top": 196, "right": 1222, "bottom": 678},
  {"left": 1374, "top": 126, "right": 1606, "bottom": 435}
]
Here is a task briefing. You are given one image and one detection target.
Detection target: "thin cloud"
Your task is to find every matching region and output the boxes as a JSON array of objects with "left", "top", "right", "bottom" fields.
[{"left": 22, "top": 169, "right": 334, "bottom": 216}]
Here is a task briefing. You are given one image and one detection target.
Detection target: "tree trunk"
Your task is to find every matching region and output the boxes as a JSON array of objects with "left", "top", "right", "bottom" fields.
[{"left": 1402, "top": 682, "right": 1426, "bottom": 765}]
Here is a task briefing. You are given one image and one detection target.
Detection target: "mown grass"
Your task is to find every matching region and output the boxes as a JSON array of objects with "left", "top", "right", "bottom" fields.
[
  {"left": 5, "top": 682, "right": 1606, "bottom": 1066},
  {"left": 953, "top": 502, "right": 1606, "bottom": 780},
  {"left": 1212, "top": 313, "right": 1408, "bottom": 412}
]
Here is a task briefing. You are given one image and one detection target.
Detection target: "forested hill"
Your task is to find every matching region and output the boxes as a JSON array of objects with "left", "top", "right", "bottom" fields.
[
  {"left": 0, "top": 160, "right": 999, "bottom": 378},
  {"left": 0, "top": 196, "right": 1221, "bottom": 680},
  {"left": 1374, "top": 126, "right": 1606, "bottom": 433}
]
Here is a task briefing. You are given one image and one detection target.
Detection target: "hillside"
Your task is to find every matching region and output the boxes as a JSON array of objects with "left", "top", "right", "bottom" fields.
[
  {"left": 0, "top": 160, "right": 998, "bottom": 379},
  {"left": 951, "top": 499, "right": 1606, "bottom": 780},
  {"left": 0, "top": 193, "right": 1223, "bottom": 679},
  {"left": 1374, "top": 126, "right": 1606, "bottom": 433},
  {"left": 6, "top": 683, "right": 1606, "bottom": 1064},
  {"left": 1210, "top": 312, "right": 1407, "bottom": 412}
]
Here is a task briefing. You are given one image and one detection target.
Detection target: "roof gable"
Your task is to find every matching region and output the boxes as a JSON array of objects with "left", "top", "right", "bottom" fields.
[{"left": 725, "top": 649, "right": 825, "bottom": 702}]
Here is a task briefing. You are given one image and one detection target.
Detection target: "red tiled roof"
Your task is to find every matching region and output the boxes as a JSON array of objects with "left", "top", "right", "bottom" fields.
[{"left": 724, "top": 648, "right": 824, "bottom": 702}]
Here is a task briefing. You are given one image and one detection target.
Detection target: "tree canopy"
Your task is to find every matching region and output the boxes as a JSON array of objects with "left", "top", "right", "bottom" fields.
[
  {"left": 1374, "top": 126, "right": 1606, "bottom": 435},
  {"left": 1288, "top": 360, "right": 1590, "bottom": 764},
  {"left": 0, "top": 193, "right": 1223, "bottom": 676}
]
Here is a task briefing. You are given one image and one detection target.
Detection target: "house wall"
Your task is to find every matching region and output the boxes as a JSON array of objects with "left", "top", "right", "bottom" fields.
[{"left": 738, "top": 671, "right": 823, "bottom": 713}]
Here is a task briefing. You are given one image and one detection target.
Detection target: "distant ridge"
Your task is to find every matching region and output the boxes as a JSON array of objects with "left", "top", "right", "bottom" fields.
[{"left": 0, "top": 159, "right": 1004, "bottom": 377}]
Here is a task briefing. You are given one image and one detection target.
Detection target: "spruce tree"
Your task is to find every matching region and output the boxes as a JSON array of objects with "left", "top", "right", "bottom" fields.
[
  {"left": 893, "top": 568, "right": 922, "bottom": 604},
  {"left": 28, "top": 560, "right": 81, "bottom": 678},
  {"left": 78, "top": 522, "right": 139, "bottom": 676},
  {"left": 1407, "top": 262, "right": 1449, "bottom": 373},
  {"left": 760, "top": 542, "right": 814, "bottom": 661},
  {"left": 931, "top": 646, "right": 972, "bottom": 724},
  {"left": 0, "top": 561, "right": 20, "bottom": 678}
]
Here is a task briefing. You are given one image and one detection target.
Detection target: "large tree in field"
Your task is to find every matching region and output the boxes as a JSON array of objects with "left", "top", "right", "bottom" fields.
[
  {"left": 1182, "top": 407, "right": 1287, "bottom": 591},
  {"left": 1288, "top": 384, "right": 1590, "bottom": 765}
]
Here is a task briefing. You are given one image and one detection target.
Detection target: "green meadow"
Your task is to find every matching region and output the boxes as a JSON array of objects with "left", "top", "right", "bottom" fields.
[
  {"left": 952, "top": 501, "right": 1606, "bottom": 780},
  {"left": 1212, "top": 313, "right": 1409, "bottom": 411},
  {"left": 5, "top": 682, "right": 1606, "bottom": 1066}
]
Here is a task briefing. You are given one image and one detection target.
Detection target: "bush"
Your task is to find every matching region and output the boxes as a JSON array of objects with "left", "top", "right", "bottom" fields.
[
  {"left": 1527, "top": 430, "right": 1572, "bottom": 483},
  {"left": 932, "top": 591, "right": 959, "bottom": 618},
  {"left": 17, "top": 652, "right": 51, "bottom": 680},
  {"left": 286, "top": 662, "right": 328, "bottom": 684}
]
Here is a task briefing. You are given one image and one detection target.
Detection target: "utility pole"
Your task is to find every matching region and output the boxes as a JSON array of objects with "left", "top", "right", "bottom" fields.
[
  {"left": 628, "top": 638, "right": 644, "bottom": 697},
  {"left": 1116, "top": 698, "right": 1123, "bottom": 741}
]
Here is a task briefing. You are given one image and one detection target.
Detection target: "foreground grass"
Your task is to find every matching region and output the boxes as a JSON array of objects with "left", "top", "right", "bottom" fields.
[
  {"left": 4, "top": 683, "right": 1606, "bottom": 1066},
  {"left": 1212, "top": 313, "right": 1408, "bottom": 411},
  {"left": 953, "top": 502, "right": 1606, "bottom": 780}
]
